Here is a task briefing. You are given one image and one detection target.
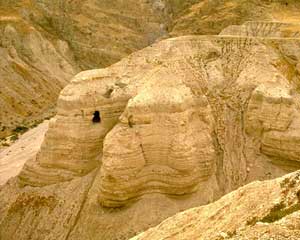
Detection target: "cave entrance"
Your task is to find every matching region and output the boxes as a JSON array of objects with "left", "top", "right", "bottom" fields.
[{"left": 92, "top": 111, "right": 101, "bottom": 123}]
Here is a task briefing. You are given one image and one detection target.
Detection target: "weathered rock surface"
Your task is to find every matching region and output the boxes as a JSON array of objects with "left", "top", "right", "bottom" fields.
[
  {"left": 246, "top": 83, "right": 295, "bottom": 134},
  {"left": 220, "top": 21, "right": 300, "bottom": 38},
  {"left": 169, "top": 0, "right": 300, "bottom": 37},
  {"left": 2, "top": 2, "right": 300, "bottom": 239},
  {"left": 0, "top": 171, "right": 97, "bottom": 240},
  {"left": 0, "top": 24, "right": 299, "bottom": 238},
  {"left": 131, "top": 171, "right": 300, "bottom": 240},
  {"left": 2, "top": 0, "right": 300, "bottom": 138},
  {"left": 0, "top": 15, "right": 77, "bottom": 138},
  {"left": 99, "top": 84, "right": 215, "bottom": 207},
  {"left": 0, "top": 0, "right": 170, "bottom": 138},
  {"left": 0, "top": 121, "right": 48, "bottom": 186}
]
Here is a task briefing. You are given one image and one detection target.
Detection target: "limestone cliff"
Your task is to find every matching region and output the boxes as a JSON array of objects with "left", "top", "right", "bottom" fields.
[
  {"left": 0, "top": 0, "right": 170, "bottom": 138},
  {"left": 2, "top": 0, "right": 300, "bottom": 139},
  {"left": 0, "top": 19, "right": 300, "bottom": 239},
  {"left": 2, "top": 1, "right": 300, "bottom": 239}
]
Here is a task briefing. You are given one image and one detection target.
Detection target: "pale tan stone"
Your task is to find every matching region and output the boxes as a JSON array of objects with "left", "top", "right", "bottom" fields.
[
  {"left": 99, "top": 85, "right": 215, "bottom": 207},
  {"left": 131, "top": 171, "right": 300, "bottom": 240},
  {"left": 2, "top": 5, "right": 300, "bottom": 238}
]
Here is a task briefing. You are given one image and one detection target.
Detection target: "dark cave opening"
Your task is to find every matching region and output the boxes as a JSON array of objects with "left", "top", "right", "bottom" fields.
[{"left": 93, "top": 111, "right": 101, "bottom": 123}]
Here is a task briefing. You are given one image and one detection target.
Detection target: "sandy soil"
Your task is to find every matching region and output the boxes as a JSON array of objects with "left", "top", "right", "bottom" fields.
[{"left": 0, "top": 121, "right": 48, "bottom": 186}]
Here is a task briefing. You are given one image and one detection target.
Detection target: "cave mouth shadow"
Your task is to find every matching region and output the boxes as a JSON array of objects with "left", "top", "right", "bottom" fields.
[{"left": 93, "top": 111, "right": 101, "bottom": 123}]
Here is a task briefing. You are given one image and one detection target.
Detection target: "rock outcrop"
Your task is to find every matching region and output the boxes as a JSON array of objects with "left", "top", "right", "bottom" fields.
[
  {"left": 99, "top": 83, "right": 215, "bottom": 207},
  {"left": 131, "top": 170, "right": 300, "bottom": 240},
  {"left": 2, "top": 2, "right": 300, "bottom": 238},
  {"left": 0, "top": 0, "right": 170, "bottom": 138},
  {"left": 246, "top": 83, "right": 295, "bottom": 134},
  {"left": 2, "top": 0, "right": 300, "bottom": 139},
  {"left": 0, "top": 15, "right": 78, "bottom": 138},
  {"left": 0, "top": 24, "right": 298, "bottom": 238}
]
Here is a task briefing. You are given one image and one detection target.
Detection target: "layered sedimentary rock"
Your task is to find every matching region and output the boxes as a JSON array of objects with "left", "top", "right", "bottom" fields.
[
  {"left": 19, "top": 69, "right": 129, "bottom": 186},
  {"left": 99, "top": 84, "right": 215, "bottom": 207},
  {"left": 17, "top": 31, "right": 300, "bottom": 205},
  {"left": 131, "top": 171, "right": 300, "bottom": 240},
  {"left": 246, "top": 83, "right": 300, "bottom": 167},
  {"left": 228, "top": 22, "right": 300, "bottom": 169},
  {"left": 2, "top": 16, "right": 300, "bottom": 239},
  {"left": 0, "top": 16, "right": 78, "bottom": 138},
  {"left": 2, "top": 0, "right": 300, "bottom": 138},
  {"left": 0, "top": 0, "right": 170, "bottom": 138},
  {"left": 18, "top": 36, "right": 219, "bottom": 198},
  {"left": 261, "top": 117, "right": 300, "bottom": 166},
  {"left": 246, "top": 83, "right": 295, "bottom": 135}
]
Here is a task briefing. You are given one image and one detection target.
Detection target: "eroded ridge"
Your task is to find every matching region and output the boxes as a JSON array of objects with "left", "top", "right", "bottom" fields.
[
  {"left": 220, "top": 21, "right": 300, "bottom": 38},
  {"left": 15, "top": 32, "right": 300, "bottom": 208},
  {"left": 99, "top": 72, "right": 215, "bottom": 207},
  {"left": 131, "top": 171, "right": 300, "bottom": 240}
]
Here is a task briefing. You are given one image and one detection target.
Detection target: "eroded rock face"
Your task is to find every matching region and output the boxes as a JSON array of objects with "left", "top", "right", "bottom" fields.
[
  {"left": 99, "top": 85, "right": 215, "bottom": 207},
  {"left": 19, "top": 69, "right": 129, "bottom": 186},
  {"left": 17, "top": 30, "right": 300, "bottom": 201},
  {"left": 246, "top": 83, "right": 295, "bottom": 135},
  {"left": 220, "top": 21, "right": 300, "bottom": 38},
  {"left": 261, "top": 119, "right": 300, "bottom": 165},
  {"left": 226, "top": 22, "right": 300, "bottom": 169},
  {"left": 2, "top": 19, "right": 300, "bottom": 239},
  {"left": 2, "top": 0, "right": 300, "bottom": 139},
  {"left": 245, "top": 83, "right": 300, "bottom": 166},
  {"left": 0, "top": 17, "right": 78, "bottom": 138},
  {"left": 131, "top": 171, "right": 300, "bottom": 240},
  {"left": 0, "top": 0, "right": 170, "bottom": 138}
]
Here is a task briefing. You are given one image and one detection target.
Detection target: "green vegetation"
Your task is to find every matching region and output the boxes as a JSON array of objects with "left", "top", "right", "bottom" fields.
[
  {"left": 13, "top": 126, "right": 29, "bottom": 134},
  {"left": 10, "top": 135, "right": 19, "bottom": 141}
]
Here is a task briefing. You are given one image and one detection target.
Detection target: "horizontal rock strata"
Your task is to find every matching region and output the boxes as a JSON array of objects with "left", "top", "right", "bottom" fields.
[
  {"left": 131, "top": 171, "right": 300, "bottom": 240},
  {"left": 17, "top": 31, "right": 300, "bottom": 204},
  {"left": 99, "top": 85, "right": 215, "bottom": 207},
  {"left": 2, "top": 17, "right": 300, "bottom": 239}
]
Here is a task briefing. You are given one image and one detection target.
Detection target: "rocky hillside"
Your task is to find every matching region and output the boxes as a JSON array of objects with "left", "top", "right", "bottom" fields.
[
  {"left": 0, "top": 0, "right": 169, "bottom": 138},
  {"left": 1, "top": 18, "right": 300, "bottom": 239},
  {"left": 0, "top": 12, "right": 77, "bottom": 139},
  {"left": 1, "top": 1, "right": 300, "bottom": 240},
  {"left": 132, "top": 171, "right": 300, "bottom": 240},
  {"left": 2, "top": 0, "right": 300, "bottom": 139},
  {"left": 170, "top": 0, "right": 300, "bottom": 37}
]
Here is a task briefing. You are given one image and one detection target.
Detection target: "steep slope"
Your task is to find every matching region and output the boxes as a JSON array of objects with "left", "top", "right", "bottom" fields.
[
  {"left": 132, "top": 171, "right": 300, "bottom": 240},
  {"left": 0, "top": 121, "right": 48, "bottom": 186},
  {"left": 0, "top": 0, "right": 170, "bottom": 138},
  {"left": 170, "top": 0, "right": 300, "bottom": 37},
  {"left": 21, "top": 0, "right": 171, "bottom": 69},
  {"left": 1, "top": 0, "right": 172, "bottom": 69},
  {"left": 2, "top": 0, "right": 300, "bottom": 138},
  {"left": 2, "top": 1, "right": 300, "bottom": 239},
  {"left": 0, "top": 15, "right": 77, "bottom": 139},
  {"left": 1, "top": 20, "right": 300, "bottom": 238}
]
